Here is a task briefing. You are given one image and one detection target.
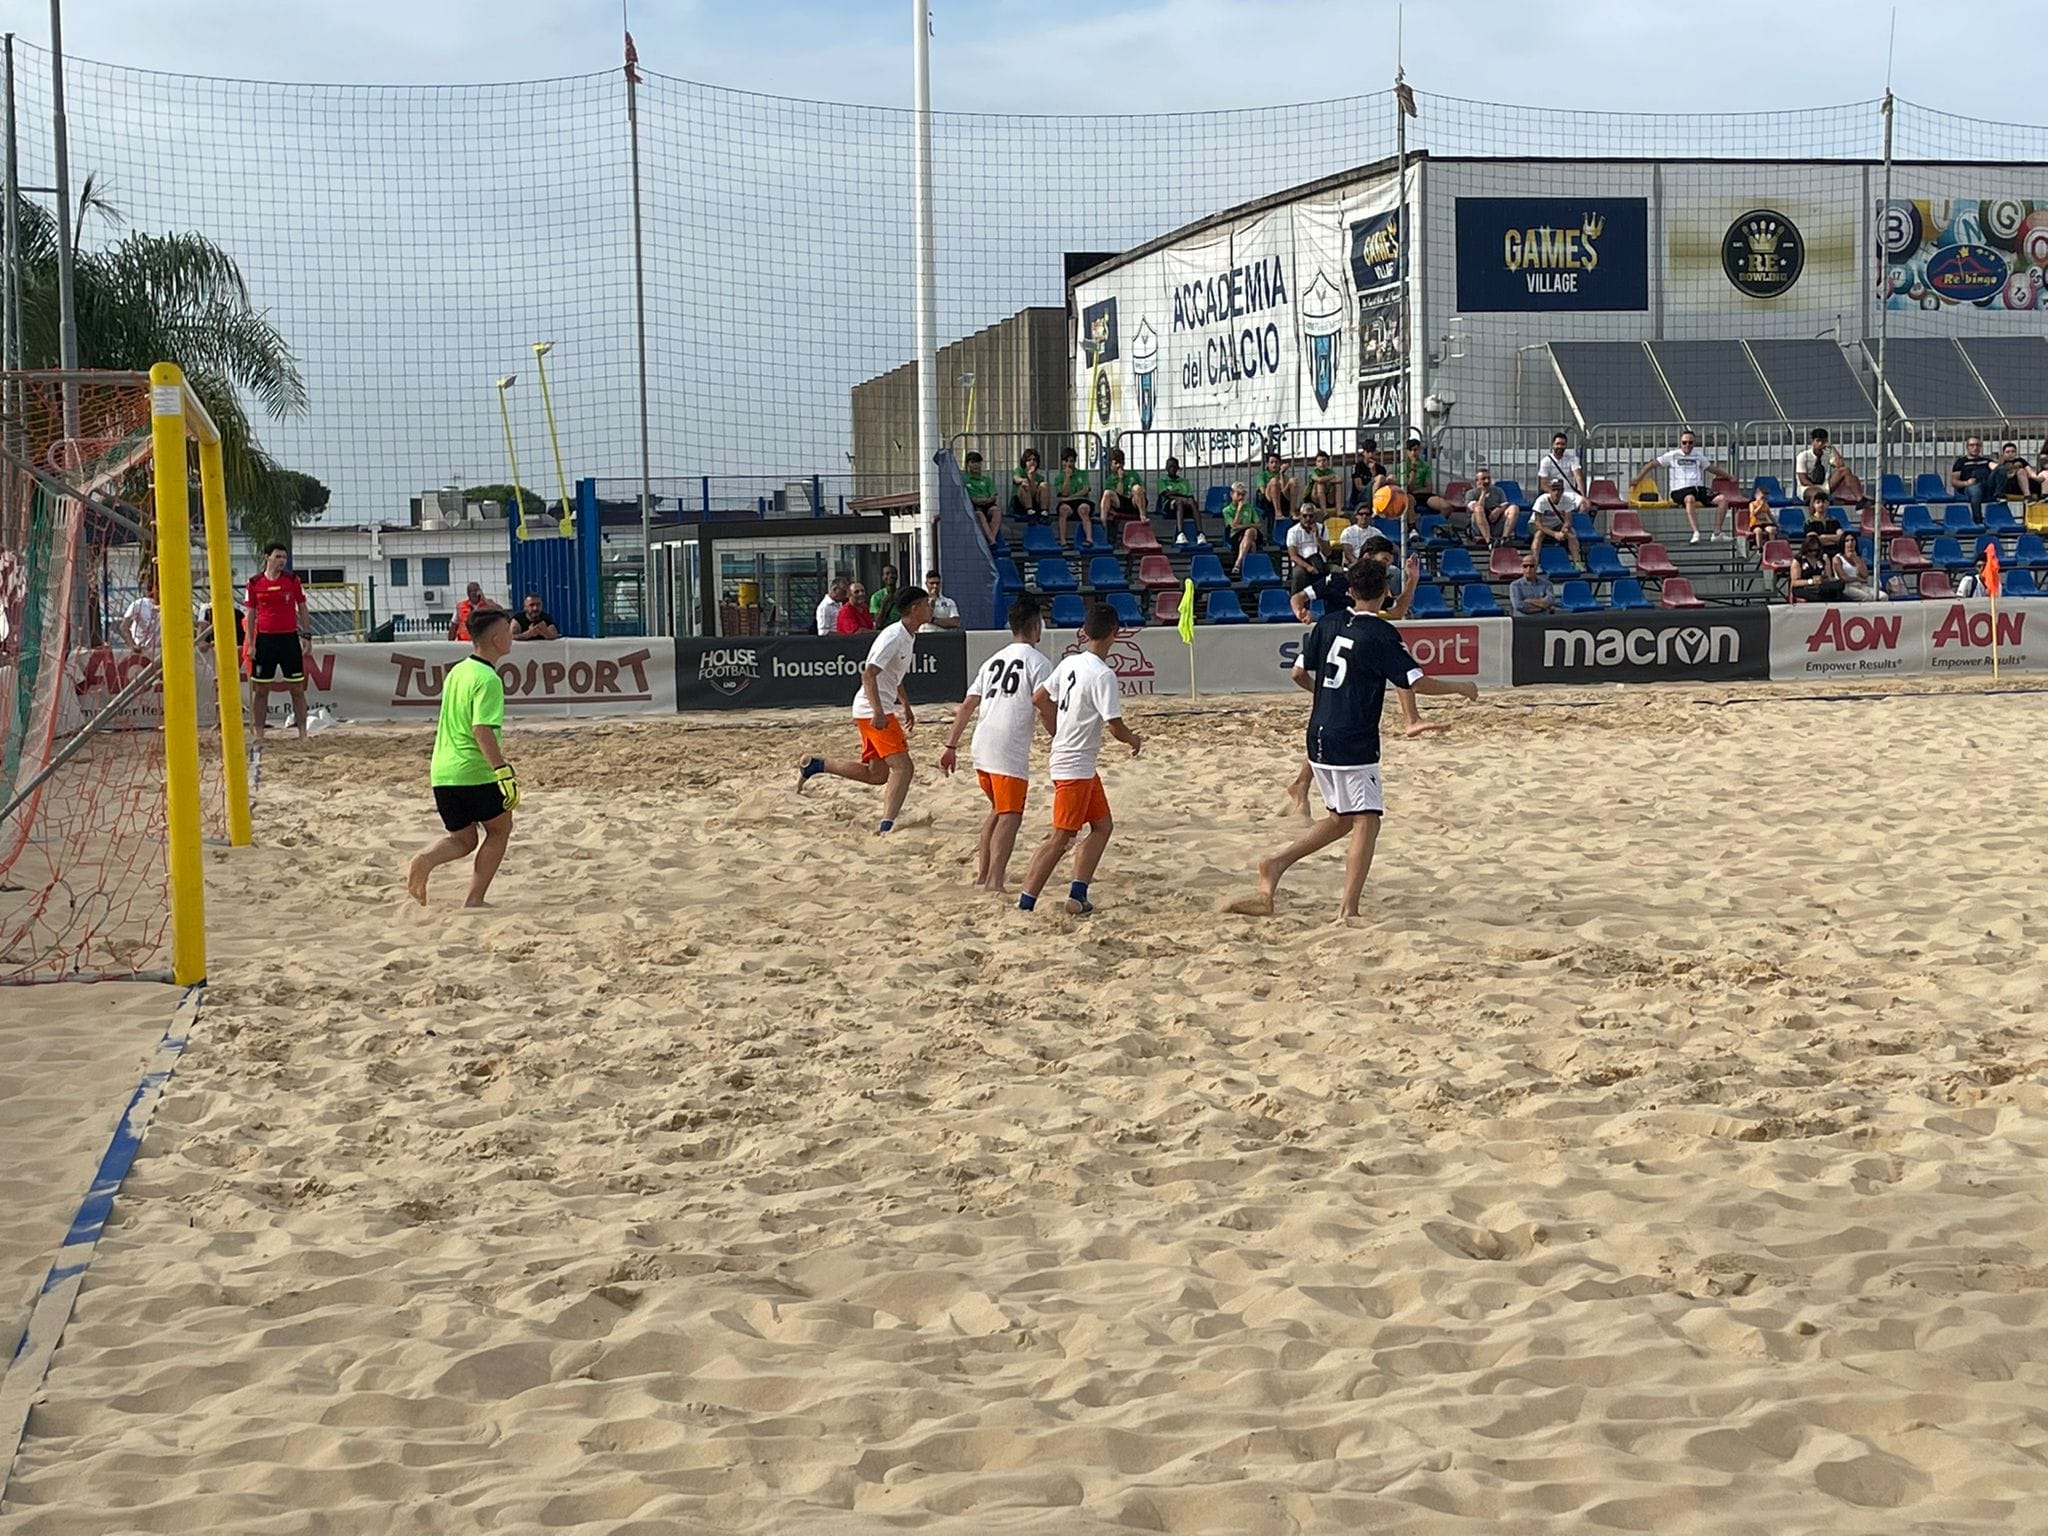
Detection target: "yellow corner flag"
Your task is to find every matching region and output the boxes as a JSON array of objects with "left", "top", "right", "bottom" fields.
[{"left": 1177, "top": 578, "right": 1196, "bottom": 645}]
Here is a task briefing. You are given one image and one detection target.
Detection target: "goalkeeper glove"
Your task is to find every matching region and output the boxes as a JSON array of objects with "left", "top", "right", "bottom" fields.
[{"left": 493, "top": 763, "right": 521, "bottom": 812}]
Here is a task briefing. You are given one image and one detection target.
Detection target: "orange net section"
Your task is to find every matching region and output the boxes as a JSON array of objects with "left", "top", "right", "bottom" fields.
[{"left": 1, "top": 373, "right": 227, "bottom": 983}]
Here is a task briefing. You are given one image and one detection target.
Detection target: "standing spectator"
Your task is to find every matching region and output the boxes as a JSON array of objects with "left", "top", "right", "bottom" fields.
[
  {"left": 1283, "top": 505, "right": 1328, "bottom": 593},
  {"left": 247, "top": 543, "right": 313, "bottom": 743},
  {"left": 1099, "top": 448, "right": 1148, "bottom": 525},
  {"left": 1508, "top": 552, "right": 1557, "bottom": 615},
  {"left": 1464, "top": 467, "right": 1516, "bottom": 549},
  {"left": 1796, "top": 428, "right": 1867, "bottom": 507},
  {"left": 1534, "top": 431, "right": 1591, "bottom": 528},
  {"left": 962, "top": 452, "right": 1001, "bottom": 544},
  {"left": 1255, "top": 450, "right": 1298, "bottom": 530},
  {"left": 869, "top": 564, "right": 900, "bottom": 620},
  {"left": 121, "top": 577, "right": 161, "bottom": 655},
  {"left": 815, "top": 574, "right": 849, "bottom": 637},
  {"left": 449, "top": 581, "right": 497, "bottom": 641},
  {"left": 1053, "top": 447, "right": 1096, "bottom": 547},
  {"left": 1993, "top": 441, "right": 2039, "bottom": 502},
  {"left": 1951, "top": 435, "right": 1996, "bottom": 512},
  {"left": 1221, "top": 481, "right": 1263, "bottom": 577},
  {"left": 511, "top": 592, "right": 558, "bottom": 641},
  {"left": 1635, "top": 429, "right": 1734, "bottom": 543},
  {"left": 924, "top": 571, "right": 960, "bottom": 629},
  {"left": 1012, "top": 447, "right": 1049, "bottom": 522},
  {"left": 1306, "top": 449, "right": 1344, "bottom": 513},
  {"left": 836, "top": 583, "right": 876, "bottom": 635},
  {"left": 1156, "top": 457, "right": 1199, "bottom": 545},
  {"left": 1398, "top": 436, "right": 1453, "bottom": 520}
]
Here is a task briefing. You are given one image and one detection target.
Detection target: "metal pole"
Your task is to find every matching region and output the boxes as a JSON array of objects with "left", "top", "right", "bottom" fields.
[
  {"left": 3, "top": 35, "right": 20, "bottom": 533},
  {"left": 48, "top": 1, "right": 79, "bottom": 439},
  {"left": 911, "top": 0, "right": 940, "bottom": 580},
  {"left": 1873, "top": 90, "right": 1893, "bottom": 603},
  {"left": 624, "top": 30, "right": 656, "bottom": 635},
  {"left": 1393, "top": 57, "right": 1411, "bottom": 573}
]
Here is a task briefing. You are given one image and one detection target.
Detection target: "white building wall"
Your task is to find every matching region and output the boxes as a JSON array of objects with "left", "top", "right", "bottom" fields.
[{"left": 255, "top": 525, "right": 514, "bottom": 630}]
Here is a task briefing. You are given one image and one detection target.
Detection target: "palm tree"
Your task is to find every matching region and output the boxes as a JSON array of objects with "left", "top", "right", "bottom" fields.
[{"left": 10, "top": 182, "right": 309, "bottom": 549}]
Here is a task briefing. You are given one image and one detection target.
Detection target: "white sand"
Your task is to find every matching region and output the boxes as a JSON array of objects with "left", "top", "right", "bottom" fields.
[{"left": 7, "top": 682, "right": 2048, "bottom": 1533}]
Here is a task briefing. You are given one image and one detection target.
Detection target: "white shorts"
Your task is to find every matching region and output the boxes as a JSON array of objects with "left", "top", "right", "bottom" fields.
[{"left": 1310, "top": 762, "right": 1383, "bottom": 816}]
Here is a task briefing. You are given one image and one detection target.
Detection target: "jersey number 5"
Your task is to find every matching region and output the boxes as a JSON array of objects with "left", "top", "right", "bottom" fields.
[{"left": 1321, "top": 635, "right": 1353, "bottom": 689}]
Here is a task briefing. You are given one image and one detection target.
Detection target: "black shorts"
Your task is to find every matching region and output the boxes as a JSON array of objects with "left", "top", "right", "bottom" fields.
[
  {"left": 434, "top": 782, "right": 508, "bottom": 833},
  {"left": 251, "top": 632, "right": 304, "bottom": 683}
]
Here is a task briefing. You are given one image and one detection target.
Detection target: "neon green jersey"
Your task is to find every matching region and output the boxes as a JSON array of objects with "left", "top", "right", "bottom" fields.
[{"left": 430, "top": 654, "right": 505, "bottom": 787}]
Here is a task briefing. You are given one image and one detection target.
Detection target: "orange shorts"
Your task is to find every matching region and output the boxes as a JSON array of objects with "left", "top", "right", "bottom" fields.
[
  {"left": 1051, "top": 776, "right": 1110, "bottom": 832},
  {"left": 856, "top": 716, "right": 908, "bottom": 762},
  {"left": 977, "top": 770, "right": 1028, "bottom": 815}
]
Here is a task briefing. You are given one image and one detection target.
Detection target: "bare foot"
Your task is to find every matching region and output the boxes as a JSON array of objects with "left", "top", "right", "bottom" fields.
[
  {"left": 460, "top": 900, "right": 494, "bottom": 911},
  {"left": 405, "top": 857, "right": 430, "bottom": 907},
  {"left": 1224, "top": 892, "right": 1275, "bottom": 916},
  {"left": 1285, "top": 779, "right": 1312, "bottom": 822},
  {"left": 1404, "top": 720, "right": 1450, "bottom": 738}
]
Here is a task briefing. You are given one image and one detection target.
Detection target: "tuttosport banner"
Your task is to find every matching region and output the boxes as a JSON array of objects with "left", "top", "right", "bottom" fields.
[
  {"left": 1512, "top": 610, "right": 1772, "bottom": 686},
  {"left": 1771, "top": 600, "right": 2048, "bottom": 680},
  {"left": 304, "top": 640, "right": 676, "bottom": 721},
  {"left": 674, "top": 633, "right": 969, "bottom": 711}
]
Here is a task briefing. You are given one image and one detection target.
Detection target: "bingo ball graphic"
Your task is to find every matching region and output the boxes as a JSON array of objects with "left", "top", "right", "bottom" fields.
[
  {"left": 1980, "top": 198, "right": 2031, "bottom": 251},
  {"left": 1885, "top": 265, "right": 1912, "bottom": 298},
  {"left": 1941, "top": 206, "right": 1984, "bottom": 249},
  {"left": 2003, "top": 270, "right": 2038, "bottom": 309},
  {"left": 1879, "top": 200, "right": 1923, "bottom": 260},
  {"left": 2020, "top": 210, "right": 2048, "bottom": 269}
]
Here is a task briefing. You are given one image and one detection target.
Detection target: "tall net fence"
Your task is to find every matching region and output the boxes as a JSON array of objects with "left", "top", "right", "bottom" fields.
[
  {"left": 1, "top": 373, "right": 226, "bottom": 982},
  {"left": 5, "top": 42, "right": 2044, "bottom": 542}
]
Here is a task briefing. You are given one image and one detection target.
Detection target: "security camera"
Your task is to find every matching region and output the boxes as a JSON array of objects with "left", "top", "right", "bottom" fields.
[{"left": 1423, "top": 391, "right": 1455, "bottom": 417}]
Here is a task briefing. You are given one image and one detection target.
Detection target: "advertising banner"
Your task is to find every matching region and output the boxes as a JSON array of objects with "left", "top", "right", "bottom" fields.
[
  {"left": 1513, "top": 610, "right": 1770, "bottom": 685},
  {"left": 1881, "top": 194, "right": 2048, "bottom": 314},
  {"left": 1455, "top": 197, "right": 1650, "bottom": 313},
  {"left": 1659, "top": 172, "right": 1862, "bottom": 326},
  {"left": 674, "top": 633, "right": 967, "bottom": 712},
  {"left": 310, "top": 640, "right": 677, "bottom": 721},
  {"left": 1773, "top": 600, "right": 2048, "bottom": 679}
]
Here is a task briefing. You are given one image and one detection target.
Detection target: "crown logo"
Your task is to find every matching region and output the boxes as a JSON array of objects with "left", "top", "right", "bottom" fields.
[
  {"left": 1581, "top": 211, "right": 1605, "bottom": 242},
  {"left": 1745, "top": 217, "right": 1782, "bottom": 255}
]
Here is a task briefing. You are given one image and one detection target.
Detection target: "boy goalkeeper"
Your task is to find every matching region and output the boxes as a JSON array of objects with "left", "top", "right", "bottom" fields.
[{"left": 407, "top": 606, "right": 519, "bottom": 908}]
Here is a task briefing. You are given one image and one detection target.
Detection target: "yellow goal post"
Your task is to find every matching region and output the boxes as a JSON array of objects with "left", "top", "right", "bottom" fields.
[{"left": 148, "top": 362, "right": 254, "bottom": 986}]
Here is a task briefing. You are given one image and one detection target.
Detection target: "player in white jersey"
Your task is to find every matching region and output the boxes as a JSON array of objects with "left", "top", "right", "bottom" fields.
[
  {"left": 797, "top": 586, "right": 933, "bottom": 833},
  {"left": 1016, "top": 604, "right": 1144, "bottom": 916},
  {"left": 939, "top": 597, "right": 1051, "bottom": 892}
]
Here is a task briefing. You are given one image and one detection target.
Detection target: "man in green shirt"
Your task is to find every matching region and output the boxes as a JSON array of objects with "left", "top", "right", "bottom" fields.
[
  {"left": 1054, "top": 446, "right": 1096, "bottom": 548},
  {"left": 1255, "top": 450, "right": 1298, "bottom": 529},
  {"left": 1306, "top": 449, "right": 1343, "bottom": 513},
  {"left": 962, "top": 451, "right": 1001, "bottom": 544},
  {"left": 407, "top": 606, "right": 518, "bottom": 909},
  {"left": 1156, "top": 455, "right": 1198, "bottom": 545},
  {"left": 1399, "top": 436, "right": 1453, "bottom": 520},
  {"left": 1222, "top": 480, "right": 1263, "bottom": 577},
  {"left": 1098, "top": 447, "right": 1148, "bottom": 526},
  {"left": 869, "top": 564, "right": 900, "bottom": 619}
]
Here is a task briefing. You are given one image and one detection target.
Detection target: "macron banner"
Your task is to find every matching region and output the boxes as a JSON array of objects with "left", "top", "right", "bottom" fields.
[
  {"left": 1771, "top": 600, "right": 2048, "bottom": 680},
  {"left": 1513, "top": 610, "right": 1771, "bottom": 686}
]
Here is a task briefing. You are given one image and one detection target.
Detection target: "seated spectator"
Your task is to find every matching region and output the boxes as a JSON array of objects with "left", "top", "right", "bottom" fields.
[
  {"left": 924, "top": 571, "right": 960, "bottom": 629},
  {"left": 815, "top": 574, "right": 849, "bottom": 636},
  {"left": 1221, "top": 481, "right": 1262, "bottom": 576},
  {"left": 962, "top": 452, "right": 1001, "bottom": 543},
  {"left": 1012, "top": 447, "right": 1049, "bottom": 522},
  {"left": 2036, "top": 439, "right": 2048, "bottom": 483},
  {"left": 1338, "top": 504, "right": 1373, "bottom": 563},
  {"left": 1831, "top": 540, "right": 1874, "bottom": 602},
  {"left": 1952, "top": 435, "right": 1996, "bottom": 511},
  {"left": 1805, "top": 490, "right": 1846, "bottom": 553},
  {"left": 1795, "top": 427, "right": 1867, "bottom": 507},
  {"left": 1508, "top": 553, "right": 1557, "bottom": 614},
  {"left": 1534, "top": 431, "right": 1591, "bottom": 526},
  {"left": 1634, "top": 430, "right": 1734, "bottom": 542},
  {"left": 1099, "top": 447, "right": 1147, "bottom": 524},
  {"left": 1156, "top": 457, "right": 1199, "bottom": 545},
  {"left": 1306, "top": 449, "right": 1344, "bottom": 512},
  {"left": 1348, "top": 440, "right": 1387, "bottom": 510},
  {"left": 1283, "top": 505, "right": 1328, "bottom": 593},
  {"left": 1993, "top": 441, "right": 2039, "bottom": 501},
  {"left": 1398, "top": 435, "right": 1453, "bottom": 519},
  {"left": 1743, "top": 484, "right": 1780, "bottom": 548},
  {"left": 1255, "top": 450, "right": 1298, "bottom": 528},
  {"left": 1529, "top": 480, "right": 1582, "bottom": 564},
  {"left": 512, "top": 592, "right": 558, "bottom": 641},
  {"left": 1464, "top": 467, "right": 1516, "bottom": 549},
  {"left": 1787, "top": 531, "right": 1844, "bottom": 603},
  {"left": 836, "top": 582, "right": 876, "bottom": 634},
  {"left": 1053, "top": 447, "right": 1095, "bottom": 547}
]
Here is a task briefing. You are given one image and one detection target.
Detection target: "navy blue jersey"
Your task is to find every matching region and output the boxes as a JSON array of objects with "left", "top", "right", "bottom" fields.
[{"left": 1296, "top": 607, "right": 1425, "bottom": 767}]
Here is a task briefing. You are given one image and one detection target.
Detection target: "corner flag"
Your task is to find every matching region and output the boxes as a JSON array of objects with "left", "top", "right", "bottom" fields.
[
  {"left": 1983, "top": 541, "right": 2001, "bottom": 598},
  {"left": 1176, "top": 579, "right": 1196, "bottom": 645}
]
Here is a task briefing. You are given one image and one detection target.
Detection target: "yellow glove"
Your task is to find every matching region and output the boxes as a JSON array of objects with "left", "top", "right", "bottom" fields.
[{"left": 494, "top": 763, "right": 521, "bottom": 812}]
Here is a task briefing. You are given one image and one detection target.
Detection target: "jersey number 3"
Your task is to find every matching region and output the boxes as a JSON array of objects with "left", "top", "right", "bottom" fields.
[{"left": 1320, "top": 635, "right": 1353, "bottom": 689}]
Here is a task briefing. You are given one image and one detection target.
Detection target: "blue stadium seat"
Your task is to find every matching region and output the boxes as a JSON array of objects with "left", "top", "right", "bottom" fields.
[
  {"left": 1108, "top": 590, "right": 1145, "bottom": 627},
  {"left": 1372, "top": 517, "right": 1404, "bottom": 543},
  {"left": 1914, "top": 472, "right": 1947, "bottom": 503},
  {"left": 1436, "top": 546, "right": 1480, "bottom": 583},
  {"left": 1944, "top": 504, "right": 1982, "bottom": 536},
  {"left": 1022, "top": 524, "right": 1061, "bottom": 557},
  {"left": 1418, "top": 514, "right": 1451, "bottom": 544},
  {"left": 1975, "top": 533, "right": 1999, "bottom": 559},
  {"left": 1202, "top": 484, "right": 1231, "bottom": 516},
  {"left": 1754, "top": 475, "right": 1797, "bottom": 507},
  {"left": 1205, "top": 589, "right": 1250, "bottom": 624},
  {"left": 1929, "top": 535, "right": 1972, "bottom": 573},
  {"left": 1034, "top": 557, "right": 1078, "bottom": 593},
  {"left": 1189, "top": 552, "right": 1230, "bottom": 590},
  {"left": 1585, "top": 543, "right": 1628, "bottom": 581},
  {"left": 1406, "top": 584, "right": 1453, "bottom": 619},
  {"left": 1610, "top": 577, "right": 1655, "bottom": 611},
  {"left": 1459, "top": 583, "right": 1504, "bottom": 618},
  {"left": 1538, "top": 544, "right": 1578, "bottom": 577},
  {"left": 1558, "top": 579, "right": 1601, "bottom": 613},
  {"left": 1777, "top": 507, "right": 1807, "bottom": 540},
  {"left": 1856, "top": 534, "right": 1874, "bottom": 565},
  {"left": 1496, "top": 480, "right": 1528, "bottom": 506},
  {"left": 1074, "top": 522, "right": 1113, "bottom": 555},
  {"left": 1086, "top": 556, "right": 1127, "bottom": 592},
  {"left": 1983, "top": 504, "right": 2022, "bottom": 536},
  {"left": 2004, "top": 570, "right": 2045, "bottom": 598},
  {"left": 1570, "top": 510, "right": 1599, "bottom": 544},
  {"left": 994, "top": 556, "right": 1024, "bottom": 597},
  {"left": 1256, "top": 587, "right": 1299, "bottom": 623},
  {"left": 1047, "top": 593, "right": 1087, "bottom": 629},
  {"left": 1240, "top": 553, "right": 1281, "bottom": 588},
  {"left": 2015, "top": 533, "right": 2048, "bottom": 569},
  {"left": 1509, "top": 509, "right": 1535, "bottom": 543},
  {"left": 1900, "top": 505, "right": 1937, "bottom": 539},
  {"left": 1880, "top": 473, "right": 1911, "bottom": 507}
]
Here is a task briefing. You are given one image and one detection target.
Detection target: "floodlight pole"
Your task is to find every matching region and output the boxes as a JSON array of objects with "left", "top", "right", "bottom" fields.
[
  {"left": 1871, "top": 90, "right": 1894, "bottom": 605},
  {"left": 625, "top": 27, "right": 655, "bottom": 636},
  {"left": 48, "top": 0, "right": 79, "bottom": 439},
  {"left": 912, "top": 0, "right": 940, "bottom": 579}
]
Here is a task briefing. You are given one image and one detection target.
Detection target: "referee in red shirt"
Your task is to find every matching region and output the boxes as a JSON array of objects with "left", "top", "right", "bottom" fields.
[{"left": 246, "top": 542, "right": 312, "bottom": 743}]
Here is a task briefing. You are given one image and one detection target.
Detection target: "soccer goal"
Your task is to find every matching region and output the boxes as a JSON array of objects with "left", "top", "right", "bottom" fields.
[{"left": 0, "top": 365, "right": 252, "bottom": 985}]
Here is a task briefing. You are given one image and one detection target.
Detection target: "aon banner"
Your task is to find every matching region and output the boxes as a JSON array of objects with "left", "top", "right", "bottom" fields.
[{"left": 1770, "top": 600, "right": 2048, "bottom": 679}]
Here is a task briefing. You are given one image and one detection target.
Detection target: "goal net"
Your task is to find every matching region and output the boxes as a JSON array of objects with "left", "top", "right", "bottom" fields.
[{"left": 0, "top": 370, "right": 241, "bottom": 984}]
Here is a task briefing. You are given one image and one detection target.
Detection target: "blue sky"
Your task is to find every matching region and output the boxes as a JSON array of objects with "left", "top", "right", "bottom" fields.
[{"left": 26, "top": 0, "right": 2029, "bottom": 120}]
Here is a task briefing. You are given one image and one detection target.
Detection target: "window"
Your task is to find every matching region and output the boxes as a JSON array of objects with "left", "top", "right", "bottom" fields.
[
  {"left": 303, "top": 567, "right": 345, "bottom": 586},
  {"left": 421, "top": 557, "right": 451, "bottom": 587},
  {"left": 388, "top": 558, "right": 409, "bottom": 588}
]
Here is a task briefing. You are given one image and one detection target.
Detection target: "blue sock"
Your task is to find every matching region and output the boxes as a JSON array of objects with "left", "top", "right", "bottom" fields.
[
  {"left": 877, "top": 819, "right": 893, "bottom": 834},
  {"left": 1018, "top": 892, "right": 1036, "bottom": 911},
  {"left": 1069, "top": 881, "right": 1089, "bottom": 905}
]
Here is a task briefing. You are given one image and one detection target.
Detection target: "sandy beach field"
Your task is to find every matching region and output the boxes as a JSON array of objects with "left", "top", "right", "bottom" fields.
[{"left": 6, "top": 679, "right": 2048, "bottom": 1534}]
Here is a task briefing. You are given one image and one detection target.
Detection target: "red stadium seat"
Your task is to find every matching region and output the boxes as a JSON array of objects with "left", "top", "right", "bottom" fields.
[
  {"left": 1136, "top": 554, "right": 1178, "bottom": 590},
  {"left": 1488, "top": 546, "right": 1523, "bottom": 580},
  {"left": 1151, "top": 588, "right": 1182, "bottom": 625},
  {"left": 1120, "top": 519, "right": 1162, "bottom": 555},
  {"left": 1633, "top": 542, "right": 1680, "bottom": 580},
  {"left": 1659, "top": 577, "right": 1706, "bottom": 609},
  {"left": 1711, "top": 476, "right": 1744, "bottom": 503},
  {"left": 1861, "top": 506, "right": 1902, "bottom": 537},
  {"left": 1888, "top": 537, "right": 1931, "bottom": 572},
  {"left": 1589, "top": 478, "right": 1627, "bottom": 512},
  {"left": 1443, "top": 479, "right": 1472, "bottom": 505},
  {"left": 1759, "top": 538, "right": 1794, "bottom": 576},
  {"left": 1918, "top": 571, "right": 1956, "bottom": 600},
  {"left": 1609, "top": 510, "right": 1650, "bottom": 546}
]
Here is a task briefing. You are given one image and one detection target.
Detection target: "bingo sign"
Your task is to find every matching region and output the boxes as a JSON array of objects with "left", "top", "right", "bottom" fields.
[
  {"left": 1455, "top": 197, "right": 1649, "bottom": 312},
  {"left": 1881, "top": 196, "right": 2048, "bottom": 312}
]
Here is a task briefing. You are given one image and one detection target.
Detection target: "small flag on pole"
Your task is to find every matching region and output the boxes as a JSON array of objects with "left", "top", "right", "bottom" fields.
[
  {"left": 1177, "top": 579, "right": 1196, "bottom": 645},
  {"left": 1983, "top": 540, "right": 2002, "bottom": 599},
  {"left": 1394, "top": 80, "right": 1417, "bottom": 118}
]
